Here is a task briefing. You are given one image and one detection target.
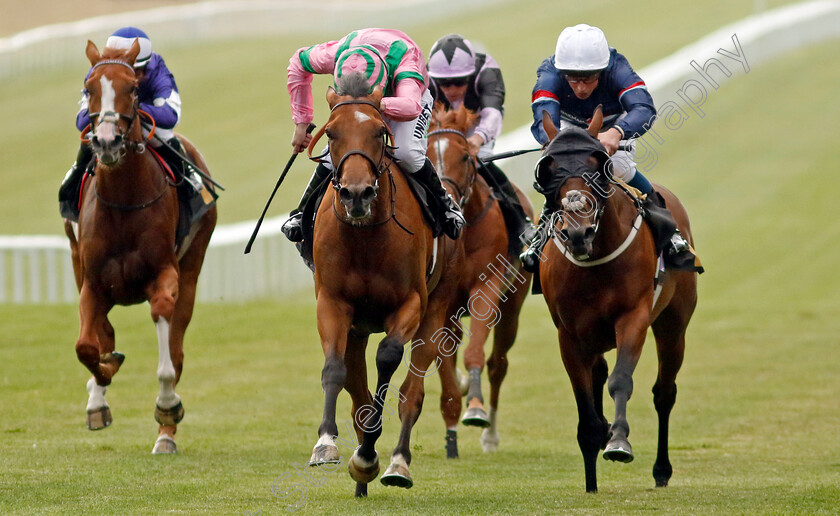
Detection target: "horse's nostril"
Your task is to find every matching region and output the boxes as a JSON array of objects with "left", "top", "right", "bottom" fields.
[
  {"left": 362, "top": 186, "right": 376, "bottom": 201},
  {"left": 584, "top": 227, "right": 595, "bottom": 240},
  {"left": 113, "top": 134, "right": 122, "bottom": 145}
]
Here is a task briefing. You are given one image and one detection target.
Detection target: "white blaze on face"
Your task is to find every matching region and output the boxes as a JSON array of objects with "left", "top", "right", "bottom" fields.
[
  {"left": 433, "top": 138, "right": 449, "bottom": 175},
  {"left": 354, "top": 111, "right": 371, "bottom": 124},
  {"left": 99, "top": 75, "right": 116, "bottom": 115}
]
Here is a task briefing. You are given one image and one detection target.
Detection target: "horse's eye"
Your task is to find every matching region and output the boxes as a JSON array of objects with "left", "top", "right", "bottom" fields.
[{"left": 325, "top": 129, "right": 334, "bottom": 140}]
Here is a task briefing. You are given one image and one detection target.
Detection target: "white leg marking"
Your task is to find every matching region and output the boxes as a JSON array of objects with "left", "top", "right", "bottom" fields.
[
  {"left": 155, "top": 318, "right": 180, "bottom": 409},
  {"left": 316, "top": 434, "right": 337, "bottom": 448},
  {"left": 481, "top": 406, "right": 500, "bottom": 452},
  {"left": 390, "top": 453, "right": 408, "bottom": 470},
  {"left": 86, "top": 377, "right": 108, "bottom": 411}
]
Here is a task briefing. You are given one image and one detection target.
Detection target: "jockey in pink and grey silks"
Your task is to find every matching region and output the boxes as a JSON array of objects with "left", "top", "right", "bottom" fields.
[{"left": 287, "top": 28, "right": 432, "bottom": 173}]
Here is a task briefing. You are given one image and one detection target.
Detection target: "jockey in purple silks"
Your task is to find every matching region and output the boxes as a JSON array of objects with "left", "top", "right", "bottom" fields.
[
  {"left": 520, "top": 24, "right": 694, "bottom": 273},
  {"left": 281, "top": 28, "right": 465, "bottom": 243},
  {"left": 59, "top": 27, "right": 208, "bottom": 223},
  {"left": 426, "top": 33, "right": 534, "bottom": 245}
]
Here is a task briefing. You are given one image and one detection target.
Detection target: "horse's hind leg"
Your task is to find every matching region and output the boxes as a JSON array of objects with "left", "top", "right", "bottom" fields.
[
  {"left": 437, "top": 349, "right": 461, "bottom": 458},
  {"left": 650, "top": 303, "right": 690, "bottom": 487},
  {"left": 481, "top": 280, "right": 528, "bottom": 452}
]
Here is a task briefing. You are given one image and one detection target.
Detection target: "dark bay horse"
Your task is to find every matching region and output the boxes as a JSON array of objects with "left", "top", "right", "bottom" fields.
[
  {"left": 537, "top": 110, "right": 698, "bottom": 491},
  {"left": 63, "top": 41, "right": 216, "bottom": 453},
  {"left": 426, "top": 104, "right": 532, "bottom": 456},
  {"left": 305, "top": 75, "right": 462, "bottom": 496}
]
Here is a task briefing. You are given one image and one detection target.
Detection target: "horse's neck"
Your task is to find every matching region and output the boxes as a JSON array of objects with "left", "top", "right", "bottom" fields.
[
  {"left": 464, "top": 175, "right": 491, "bottom": 221},
  {"left": 95, "top": 151, "right": 161, "bottom": 202},
  {"left": 593, "top": 191, "right": 638, "bottom": 253}
]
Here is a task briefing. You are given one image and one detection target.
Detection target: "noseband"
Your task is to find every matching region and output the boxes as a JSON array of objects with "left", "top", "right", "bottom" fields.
[{"left": 427, "top": 127, "right": 477, "bottom": 206}]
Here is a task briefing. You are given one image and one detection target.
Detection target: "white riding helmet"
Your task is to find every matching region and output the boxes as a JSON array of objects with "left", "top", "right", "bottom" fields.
[
  {"left": 553, "top": 24, "right": 610, "bottom": 73},
  {"left": 106, "top": 27, "right": 152, "bottom": 68}
]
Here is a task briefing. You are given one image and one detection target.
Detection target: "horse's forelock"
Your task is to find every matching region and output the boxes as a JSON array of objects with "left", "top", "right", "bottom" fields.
[{"left": 336, "top": 72, "right": 373, "bottom": 98}]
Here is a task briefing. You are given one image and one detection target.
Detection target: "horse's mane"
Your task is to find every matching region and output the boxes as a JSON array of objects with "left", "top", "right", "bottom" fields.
[
  {"left": 336, "top": 72, "right": 375, "bottom": 98},
  {"left": 431, "top": 102, "right": 479, "bottom": 132},
  {"left": 100, "top": 46, "right": 133, "bottom": 63}
]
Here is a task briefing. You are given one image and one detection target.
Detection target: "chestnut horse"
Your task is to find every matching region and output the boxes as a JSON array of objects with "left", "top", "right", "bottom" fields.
[
  {"left": 537, "top": 110, "right": 698, "bottom": 491},
  {"left": 63, "top": 41, "right": 216, "bottom": 453},
  {"left": 305, "top": 74, "right": 462, "bottom": 496},
  {"left": 426, "top": 104, "right": 532, "bottom": 456}
]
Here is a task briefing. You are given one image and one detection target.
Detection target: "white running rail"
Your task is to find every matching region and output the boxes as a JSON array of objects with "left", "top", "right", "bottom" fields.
[{"left": 2, "top": 0, "right": 839, "bottom": 303}]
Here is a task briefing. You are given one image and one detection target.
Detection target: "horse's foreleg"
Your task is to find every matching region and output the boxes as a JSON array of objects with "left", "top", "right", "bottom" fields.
[
  {"left": 311, "top": 295, "right": 352, "bottom": 466},
  {"left": 460, "top": 286, "right": 497, "bottom": 428},
  {"left": 559, "top": 328, "right": 606, "bottom": 493},
  {"left": 603, "top": 307, "right": 648, "bottom": 464},
  {"left": 343, "top": 331, "right": 377, "bottom": 494},
  {"left": 147, "top": 265, "right": 182, "bottom": 454},
  {"left": 76, "top": 283, "right": 119, "bottom": 430},
  {"left": 650, "top": 307, "right": 688, "bottom": 487}
]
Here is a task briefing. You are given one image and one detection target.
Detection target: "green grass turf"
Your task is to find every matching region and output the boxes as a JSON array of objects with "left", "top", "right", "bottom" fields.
[
  {"left": 0, "top": 0, "right": 801, "bottom": 233},
  {"left": 2, "top": 36, "right": 840, "bottom": 515},
  {"left": 2, "top": 1, "right": 839, "bottom": 513}
]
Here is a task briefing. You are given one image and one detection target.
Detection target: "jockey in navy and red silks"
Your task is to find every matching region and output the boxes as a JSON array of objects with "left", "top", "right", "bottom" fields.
[
  {"left": 59, "top": 27, "right": 201, "bottom": 223},
  {"left": 521, "top": 24, "right": 693, "bottom": 273},
  {"left": 426, "top": 34, "right": 533, "bottom": 242}
]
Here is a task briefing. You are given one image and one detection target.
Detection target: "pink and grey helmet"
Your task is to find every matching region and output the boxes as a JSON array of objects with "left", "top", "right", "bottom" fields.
[
  {"left": 105, "top": 26, "right": 152, "bottom": 68},
  {"left": 333, "top": 45, "right": 389, "bottom": 93},
  {"left": 427, "top": 34, "right": 476, "bottom": 79}
]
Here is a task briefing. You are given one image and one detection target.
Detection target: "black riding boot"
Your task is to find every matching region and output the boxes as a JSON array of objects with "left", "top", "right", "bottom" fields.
[
  {"left": 519, "top": 204, "right": 552, "bottom": 273},
  {"left": 642, "top": 190, "right": 695, "bottom": 269},
  {"left": 414, "top": 158, "right": 465, "bottom": 239},
  {"left": 281, "top": 163, "right": 333, "bottom": 243},
  {"left": 478, "top": 161, "right": 534, "bottom": 241},
  {"left": 59, "top": 143, "right": 94, "bottom": 221}
]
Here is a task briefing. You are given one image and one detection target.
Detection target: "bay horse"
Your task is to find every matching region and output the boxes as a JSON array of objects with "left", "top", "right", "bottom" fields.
[
  {"left": 426, "top": 104, "right": 532, "bottom": 456},
  {"left": 63, "top": 40, "right": 217, "bottom": 454},
  {"left": 305, "top": 74, "right": 462, "bottom": 496},
  {"left": 537, "top": 109, "right": 698, "bottom": 491}
]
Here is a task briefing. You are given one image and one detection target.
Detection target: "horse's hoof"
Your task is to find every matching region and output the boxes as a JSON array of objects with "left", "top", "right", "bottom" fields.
[
  {"left": 603, "top": 439, "right": 634, "bottom": 463},
  {"left": 152, "top": 434, "right": 177, "bottom": 454},
  {"left": 480, "top": 428, "right": 499, "bottom": 452},
  {"left": 380, "top": 456, "right": 413, "bottom": 489},
  {"left": 461, "top": 406, "right": 491, "bottom": 428},
  {"left": 308, "top": 444, "right": 341, "bottom": 466},
  {"left": 86, "top": 406, "right": 112, "bottom": 431},
  {"left": 101, "top": 351, "right": 125, "bottom": 365},
  {"left": 348, "top": 450, "right": 379, "bottom": 484},
  {"left": 154, "top": 402, "right": 184, "bottom": 426},
  {"left": 655, "top": 477, "right": 669, "bottom": 487}
]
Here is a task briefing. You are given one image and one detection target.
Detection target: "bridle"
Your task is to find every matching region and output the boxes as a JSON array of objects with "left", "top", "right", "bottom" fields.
[
  {"left": 427, "top": 126, "right": 477, "bottom": 207},
  {"left": 81, "top": 60, "right": 155, "bottom": 156},
  {"left": 307, "top": 98, "right": 413, "bottom": 234},
  {"left": 82, "top": 59, "right": 170, "bottom": 211},
  {"left": 307, "top": 99, "right": 395, "bottom": 191}
]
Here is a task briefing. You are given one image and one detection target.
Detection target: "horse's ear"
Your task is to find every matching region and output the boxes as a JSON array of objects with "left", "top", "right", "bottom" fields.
[
  {"left": 542, "top": 110, "right": 558, "bottom": 141},
  {"left": 124, "top": 39, "right": 141, "bottom": 67},
  {"left": 369, "top": 85, "right": 383, "bottom": 105},
  {"left": 588, "top": 105, "right": 604, "bottom": 137},
  {"left": 86, "top": 40, "right": 100, "bottom": 66},
  {"left": 326, "top": 86, "right": 338, "bottom": 107}
]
